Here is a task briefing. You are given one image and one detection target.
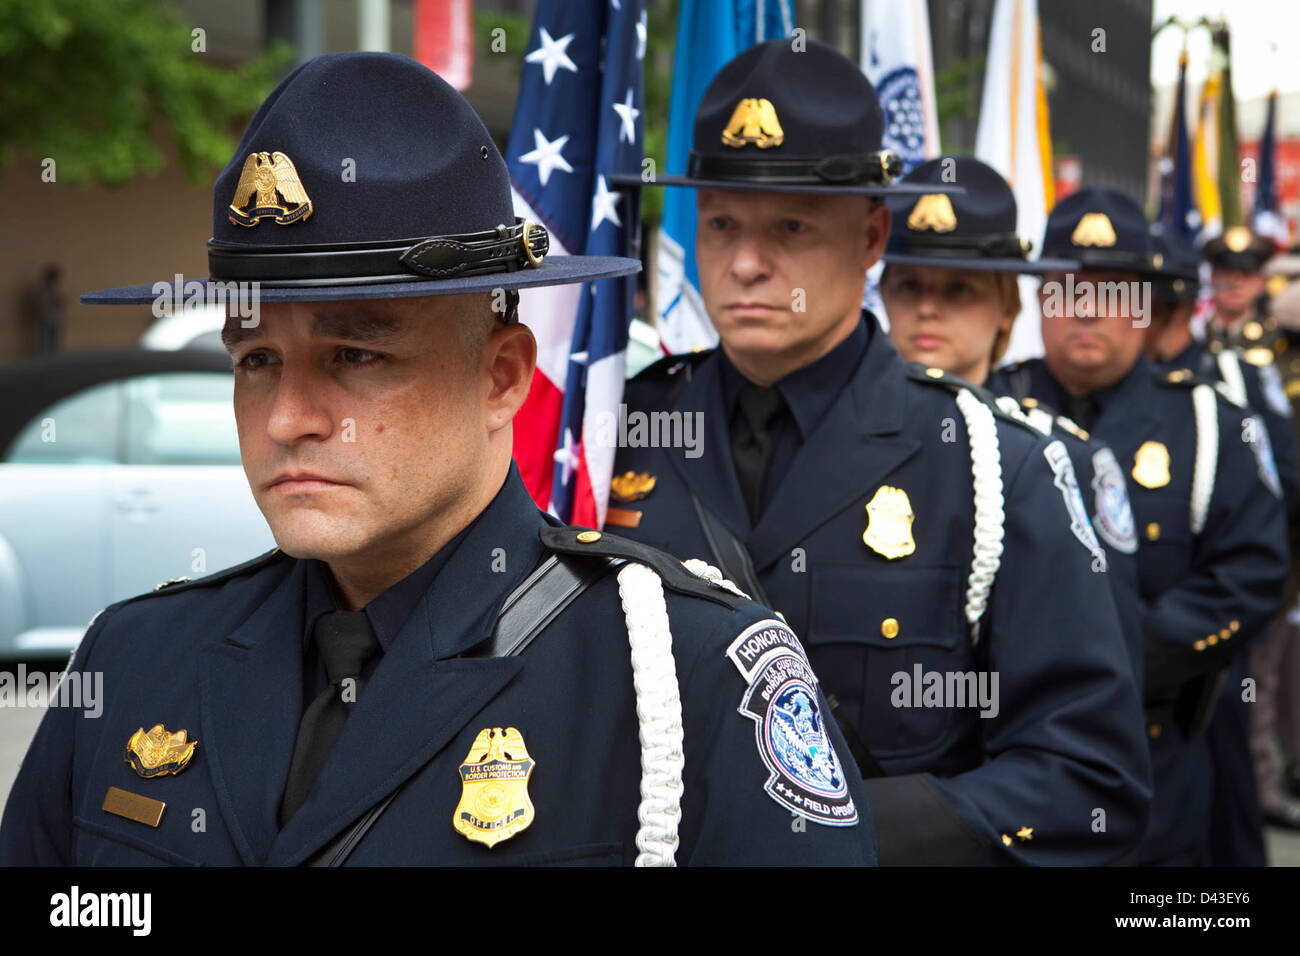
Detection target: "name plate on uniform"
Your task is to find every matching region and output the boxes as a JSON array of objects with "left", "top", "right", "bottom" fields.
[{"left": 102, "top": 786, "right": 166, "bottom": 828}]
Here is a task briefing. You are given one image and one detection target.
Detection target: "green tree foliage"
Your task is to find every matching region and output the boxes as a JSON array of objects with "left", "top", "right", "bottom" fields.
[{"left": 0, "top": 0, "right": 291, "bottom": 186}]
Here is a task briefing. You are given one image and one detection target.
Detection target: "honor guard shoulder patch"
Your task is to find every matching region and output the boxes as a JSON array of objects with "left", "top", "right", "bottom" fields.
[
  {"left": 1089, "top": 447, "right": 1137, "bottom": 554},
  {"left": 1259, "top": 362, "right": 1293, "bottom": 418},
  {"left": 1246, "top": 416, "right": 1282, "bottom": 498},
  {"left": 726, "top": 620, "right": 858, "bottom": 827},
  {"left": 1044, "top": 440, "right": 1106, "bottom": 568}
]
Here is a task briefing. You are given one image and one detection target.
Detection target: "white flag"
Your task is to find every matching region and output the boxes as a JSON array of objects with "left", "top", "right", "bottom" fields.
[{"left": 976, "top": 0, "right": 1055, "bottom": 366}]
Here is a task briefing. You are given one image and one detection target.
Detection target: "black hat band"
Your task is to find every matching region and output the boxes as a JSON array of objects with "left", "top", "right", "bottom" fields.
[
  {"left": 889, "top": 232, "right": 1032, "bottom": 260},
  {"left": 207, "top": 217, "right": 549, "bottom": 287},
  {"left": 686, "top": 149, "right": 901, "bottom": 186}
]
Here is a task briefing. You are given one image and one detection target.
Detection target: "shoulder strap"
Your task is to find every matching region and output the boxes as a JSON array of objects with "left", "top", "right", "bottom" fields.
[
  {"left": 308, "top": 550, "right": 617, "bottom": 867},
  {"left": 1215, "top": 349, "right": 1248, "bottom": 407}
]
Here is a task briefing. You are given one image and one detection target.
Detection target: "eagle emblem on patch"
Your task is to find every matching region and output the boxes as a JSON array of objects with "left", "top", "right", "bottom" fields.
[
  {"left": 1044, "top": 440, "right": 1106, "bottom": 569},
  {"left": 1089, "top": 447, "right": 1137, "bottom": 554},
  {"left": 228, "top": 151, "right": 313, "bottom": 227},
  {"left": 726, "top": 620, "right": 858, "bottom": 827}
]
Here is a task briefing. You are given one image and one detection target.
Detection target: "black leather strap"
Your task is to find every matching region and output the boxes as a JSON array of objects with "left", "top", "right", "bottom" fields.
[
  {"left": 686, "top": 492, "right": 884, "bottom": 779},
  {"left": 305, "top": 551, "right": 613, "bottom": 867},
  {"left": 207, "top": 217, "right": 549, "bottom": 285},
  {"left": 688, "top": 149, "right": 901, "bottom": 186}
]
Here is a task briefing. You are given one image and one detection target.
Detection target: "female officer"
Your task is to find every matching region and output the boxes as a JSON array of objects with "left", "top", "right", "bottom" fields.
[{"left": 880, "top": 156, "right": 1144, "bottom": 689}]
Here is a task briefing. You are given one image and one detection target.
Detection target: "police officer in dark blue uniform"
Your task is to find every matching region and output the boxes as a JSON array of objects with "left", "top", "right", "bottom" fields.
[
  {"left": 992, "top": 188, "right": 1288, "bottom": 866},
  {"left": 1146, "top": 226, "right": 1292, "bottom": 864},
  {"left": 609, "top": 40, "right": 1151, "bottom": 865},
  {"left": 0, "top": 53, "right": 875, "bottom": 866},
  {"left": 880, "top": 155, "right": 1144, "bottom": 688}
]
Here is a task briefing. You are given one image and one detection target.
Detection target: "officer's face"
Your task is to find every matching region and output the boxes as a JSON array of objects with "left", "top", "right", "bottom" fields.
[
  {"left": 1038, "top": 269, "right": 1146, "bottom": 391},
  {"left": 222, "top": 295, "right": 535, "bottom": 583},
  {"left": 880, "top": 264, "right": 1014, "bottom": 386},
  {"left": 1210, "top": 266, "right": 1266, "bottom": 317},
  {"left": 695, "top": 189, "right": 889, "bottom": 384}
]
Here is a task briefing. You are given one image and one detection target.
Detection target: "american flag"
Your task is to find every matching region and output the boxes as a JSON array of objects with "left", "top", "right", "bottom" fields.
[{"left": 507, "top": 0, "right": 645, "bottom": 527}]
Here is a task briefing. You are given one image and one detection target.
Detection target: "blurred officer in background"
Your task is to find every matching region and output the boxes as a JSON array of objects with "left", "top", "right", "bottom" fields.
[
  {"left": 881, "top": 155, "right": 1144, "bottom": 688},
  {"left": 611, "top": 39, "right": 1151, "bottom": 865},
  {"left": 992, "top": 189, "right": 1288, "bottom": 865}
]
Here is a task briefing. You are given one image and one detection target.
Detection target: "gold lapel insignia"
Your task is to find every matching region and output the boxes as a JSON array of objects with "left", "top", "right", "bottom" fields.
[
  {"left": 228, "top": 151, "right": 313, "bottom": 227},
  {"left": 453, "top": 727, "right": 536, "bottom": 848},
  {"left": 610, "top": 470, "right": 657, "bottom": 503},
  {"left": 907, "top": 193, "right": 958, "bottom": 233},
  {"left": 863, "top": 486, "right": 916, "bottom": 560},
  {"left": 1071, "top": 212, "right": 1117, "bottom": 247},
  {"left": 1131, "top": 441, "right": 1171, "bottom": 489},
  {"left": 721, "top": 97, "right": 784, "bottom": 149},
  {"left": 125, "top": 724, "right": 197, "bottom": 778}
]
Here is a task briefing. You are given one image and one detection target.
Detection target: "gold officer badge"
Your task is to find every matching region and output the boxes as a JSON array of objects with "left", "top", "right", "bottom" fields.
[
  {"left": 453, "top": 727, "right": 536, "bottom": 848},
  {"left": 863, "top": 486, "right": 916, "bottom": 560},
  {"left": 721, "top": 97, "right": 784, "bottom": 149},
  {"left": 907, "top": 193, "right": 958, "bottom": 233},
  {"left": 610, "top": 470, "right": 656, "bottom": 503},
  {"left": 1071, "top": 212, "right": 1117, "bottom": 248},
  {"left": 1131, "top": 441, "right": 1171, "bottom": 489},
  {"left": 228, "top": 151, "right": 313, "bottom": 227},
  {"left": 125, "top": 724, "right": 198, "bottom": 778}
]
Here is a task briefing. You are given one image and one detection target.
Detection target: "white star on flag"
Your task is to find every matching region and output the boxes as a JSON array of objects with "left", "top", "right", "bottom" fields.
[
  {"left": 569, "top": 350, "right": 590, "bottom": 365},
  {"left": 519, "top": 128, "right": 574, "bottom": 187},
  {"left": 636, "top": 10, "right": 647, "bottom": 61},
  {"left": 554, "top": 428, "right": 580, "bottom": 486},
  {"left": 590, "top": 175, "right": 622, "bottom": 232},
  {"left": 612, "top": 88, "right": 639, "bottom": 144},
  {"left": 525, "top": 27, "right": 579, "bottom": 85}
]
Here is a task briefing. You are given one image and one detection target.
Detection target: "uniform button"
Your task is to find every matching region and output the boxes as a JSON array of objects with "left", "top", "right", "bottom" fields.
[
  {"left": 1022, "top": 397, "right": 1039, "bottom": 408},
  {"left": 1220, "top": 628, "right": 1231, "bottom": 640},
  {"left": 925, "top": 367, "right": 944, "bottom": 379},
  {"left": 1148, "top": 723, "right": 1162, "bottom": 738},
  {"left": 1229, "top": 620, "right": 1240, "bottom": 632},
  {"left": 1194, "top": 639, "right": 1207, "bottom": 651},
  {"left": 1146, "top": 522, "right": 1161, "bottom": 541},
  {"left": 881, "top": 617, "right": 900, "bottom": 639},
  {"left": 576, "top": 530, "right": 602, "bottom": 543},
  {"left": 1206, "top": 634, "right": 1219, "bottom": 646}
]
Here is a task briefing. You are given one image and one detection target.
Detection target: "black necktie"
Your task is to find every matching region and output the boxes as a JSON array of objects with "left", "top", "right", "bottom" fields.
[
  {"left": 1063, "top": 394, "right": 1100, "bottom": 432},
  {"left": 280, "top": 610, "right": 381, "bottom": 825},
  {"left": 731, "top": 381, "right": 787, "bottom": 523}
]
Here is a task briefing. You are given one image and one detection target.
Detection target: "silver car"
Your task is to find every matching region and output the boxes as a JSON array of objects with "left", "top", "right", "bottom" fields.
[{"left": 0, "top": 349, "right": 274, "bottom": 659}]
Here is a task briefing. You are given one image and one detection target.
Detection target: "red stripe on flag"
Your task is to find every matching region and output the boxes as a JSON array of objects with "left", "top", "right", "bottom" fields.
[
  {"left": 512, "top": 368, "right": 564, "bottom": 511},
  {"left": 569, "top": 452, "right": 598, "bottom": 529}
]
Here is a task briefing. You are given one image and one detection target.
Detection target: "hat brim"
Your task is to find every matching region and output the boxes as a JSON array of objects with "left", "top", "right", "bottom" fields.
[
  {"left": 81, "top": 255, "right": 641, "bottom": 305},
  {"left": 882, "top": 252, "right": 1080, "bottom": 275},
  {"left": 608, "top": 172, "right": 964, "bottom": 197}
]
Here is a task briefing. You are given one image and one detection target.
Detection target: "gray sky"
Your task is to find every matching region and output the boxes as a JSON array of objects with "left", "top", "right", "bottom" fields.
[{"left": 1151, "top": 0, "right": 1300, "bottom": 98}]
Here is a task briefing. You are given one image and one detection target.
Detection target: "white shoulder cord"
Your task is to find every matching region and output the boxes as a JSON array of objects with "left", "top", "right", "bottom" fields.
[
  {"left": 955, "top": 388, "right": 1006, "bottom": 645},
  {"left": 1216, "top": 350, "right": 1248, "bottom": 408},
  {"left": 1190, "top": 383, "right": 1219, "bottom": 535},
  {"left": 616, "top": 562, "right": 686, "bottom": 867}
]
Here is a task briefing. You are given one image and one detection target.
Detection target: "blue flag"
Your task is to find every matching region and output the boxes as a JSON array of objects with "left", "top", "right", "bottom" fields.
[
  {"left": 655, "top": 0, "right": 794, "bottom": 354},
  {"left": 1158, "top": 52, "right": 1196, "bottom": 242}
]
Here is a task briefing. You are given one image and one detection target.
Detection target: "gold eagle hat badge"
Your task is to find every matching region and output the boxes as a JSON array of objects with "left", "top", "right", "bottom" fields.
[
  {"left": 228, "top": 150, "right": 313, "bottom": 227},
  {"left": 125, "top": 724, "right": 198, "bottom": 778},
  {"left": 1070, "top": 212, "right": 1118, "bottom": 248},
  {"left": 721, "top": 97, "right": 785, "bottom": 149},
  {"left": 453, "top": 727, "right": 536, "bottom": 848},
  {"left": 907, "top": 193, "right": 958, "bottom": 233}
]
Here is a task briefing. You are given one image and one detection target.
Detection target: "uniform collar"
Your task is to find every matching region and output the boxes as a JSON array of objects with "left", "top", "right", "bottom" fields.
[{"left": 717, "top": 314, "right": 871, "bottom": 440}]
